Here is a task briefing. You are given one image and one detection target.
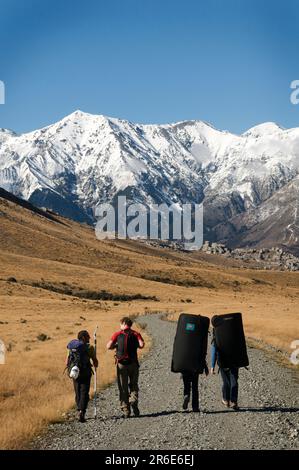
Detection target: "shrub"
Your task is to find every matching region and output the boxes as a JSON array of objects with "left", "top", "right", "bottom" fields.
[
  {"left": 37, "top": 334, "right": 50, "bottom": 342},
  {"left": 26, "top": 281, "right": 159, "bottom": 302}
]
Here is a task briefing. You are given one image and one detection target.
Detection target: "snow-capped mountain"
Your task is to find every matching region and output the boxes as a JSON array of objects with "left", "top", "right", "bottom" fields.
[{"left": 0, "top": 110, "right": 298, "bottom": 250}]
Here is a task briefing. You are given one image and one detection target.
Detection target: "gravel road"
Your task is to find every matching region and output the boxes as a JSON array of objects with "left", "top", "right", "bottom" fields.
[{"left": 33, "top": 315, "right": 299, "bottom": 450}]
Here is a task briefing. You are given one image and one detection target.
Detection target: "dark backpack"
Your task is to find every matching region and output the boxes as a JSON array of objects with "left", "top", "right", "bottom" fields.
[
  {"left": 116, "top": 330, "right": 139, "bottom": 365},
  {"left": 67, "top": 339, "right": 91, "bottom": 377}
]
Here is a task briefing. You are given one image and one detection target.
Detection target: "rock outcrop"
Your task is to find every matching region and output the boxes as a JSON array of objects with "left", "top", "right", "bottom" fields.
[{"left": 202, "top": 241, "right": 299, "bottom": 271}]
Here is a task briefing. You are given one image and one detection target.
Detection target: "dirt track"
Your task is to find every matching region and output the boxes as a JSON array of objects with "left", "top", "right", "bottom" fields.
[{"left": 33, "top": 315, "right": 299, "bottom": 450}]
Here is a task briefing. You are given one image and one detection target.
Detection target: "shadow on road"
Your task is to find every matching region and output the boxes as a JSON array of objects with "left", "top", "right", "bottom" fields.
[
  {"left": 205, "top": 406, "right": 299, "bottom": 414},
  {"left": 133, "top": 410, "right": 183, "bottom": 419},
  {"left": 97, "top": 406, "right": 299, "bottom": 422},
  {"left": 99, "top": 410, "right": 183, "bottom": 421}
]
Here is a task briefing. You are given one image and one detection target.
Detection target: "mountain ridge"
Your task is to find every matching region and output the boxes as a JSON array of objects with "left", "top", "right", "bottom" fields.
[{"left": 0, "top": 110, "right": 299, "bottom": 252}]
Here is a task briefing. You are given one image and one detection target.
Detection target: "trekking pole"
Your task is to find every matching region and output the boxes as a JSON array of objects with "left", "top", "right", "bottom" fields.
[{"left": 93, "top": 325, "right": 99, "bottom": 419}]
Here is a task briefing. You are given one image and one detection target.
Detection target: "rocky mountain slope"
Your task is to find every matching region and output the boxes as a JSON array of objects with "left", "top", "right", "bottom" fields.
[{"left": 0, "top": 111, "right": 298, "bottom": 251}]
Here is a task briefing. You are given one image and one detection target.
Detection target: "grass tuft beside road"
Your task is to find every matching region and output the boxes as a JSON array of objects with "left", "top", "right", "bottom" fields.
[{"left": 0, "top": 193, "right": 298, "bottom": 448}]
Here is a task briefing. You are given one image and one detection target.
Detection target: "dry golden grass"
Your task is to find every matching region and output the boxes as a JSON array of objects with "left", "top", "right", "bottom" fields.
[
  {"left": 0, "top": 291, "right": 151, "bottom": 449},
  {"left": 0, "top": 194, "right": 298, "bottom": 448}
]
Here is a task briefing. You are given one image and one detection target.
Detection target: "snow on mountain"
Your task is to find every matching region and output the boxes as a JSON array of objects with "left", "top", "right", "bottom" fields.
[
  {"left": 210, "top": 175, "right": 299, "bottom": 249},
  {"left": 0, "top": 128, "right": 17, "bottom": 146},
  {"left": 242, "top": 122, "right": 284, "bottom": 137},
  {"left": 0, "top": 110, "right": 299, "bottom": 250},
  {"left": 208, "top": 123, "right": 299, "bottom": 199}
]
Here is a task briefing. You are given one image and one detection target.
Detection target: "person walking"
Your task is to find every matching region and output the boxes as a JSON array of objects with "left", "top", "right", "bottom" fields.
[
  {"left": 182, "top": 365, "right": 209, "bottom": 412},
  {"left": 107, "top": 317, "right": 144, "bottom": 418},
  {"left": 171, "top": 314, "right": 210, "bottom": 413},
  {"left": 211, "top": 329, "right": 239, "bottom": 410},
  {"left": 67, "top": 330, "right": 98, "bottom": 422}
]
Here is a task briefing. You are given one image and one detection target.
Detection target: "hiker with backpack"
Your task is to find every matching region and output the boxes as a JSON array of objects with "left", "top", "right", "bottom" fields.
[
  {"left": 210, "top": 313, "right": 249, "bottom": 411},
  {"left": 210, "top": 329, "right": 239, "bottom": 410},
  {"left": 67, "top": 330, "right": 98, "bottom": 422},
  {"left": 171, "top": 314, "right": 210, "bottom": 412},
  {"left": 107, "top": 317, "right": 144, "bottom": 418},
  {"left": 211, "top": 329, "right": 239, "bottom": 411}
]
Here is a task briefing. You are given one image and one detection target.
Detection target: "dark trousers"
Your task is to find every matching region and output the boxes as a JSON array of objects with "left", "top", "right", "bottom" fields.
[
  {"left": 182, "top": 372, "right": 199, "bottom": 410},
  {"left": 220, "top": 368, "right": 239, "bottom": 403},
  {"left": 73, "top": 374, "right": 91, "bottom": 413}
]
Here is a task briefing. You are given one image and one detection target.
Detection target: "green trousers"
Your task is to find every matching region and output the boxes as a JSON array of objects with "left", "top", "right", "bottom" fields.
[{"left": 117, "top": 362, "right": 139, "bottom": 411}]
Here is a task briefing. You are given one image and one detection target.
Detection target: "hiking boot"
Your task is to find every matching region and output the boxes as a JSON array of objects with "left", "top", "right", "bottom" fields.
[
  {"left": 231, "top": 402, "right": 239, "bottom": 411},
  {"left": 183, "top": 395, "right": 190, "bottom": 410},
  {"left": 78, "top": 411, "right": 86, "bottom": 423},
  {"left": 221, "top": 399, "right": 230, "bottom": 407},
  {"left": 122, "top": 408, "right": 131, "bottom": 418},
  {"left": 131, "top": 403, "right": 140, "bottom": 417}
]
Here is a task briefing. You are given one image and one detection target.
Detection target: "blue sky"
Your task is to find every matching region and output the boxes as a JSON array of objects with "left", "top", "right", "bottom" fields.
[{"left": 0, "top": 0, "right": 299, "bottom": 134}]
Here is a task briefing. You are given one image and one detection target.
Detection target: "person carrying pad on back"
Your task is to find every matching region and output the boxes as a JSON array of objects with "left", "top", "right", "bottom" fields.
[
  {"left": 171, "top": 313, "right": 210, "bottom": 412},
  {"left": 210, "top": 312, "right": 249, "bottom": 411},
  {"left": 107, "top": 317, "right": 144, "bottom": 418}
]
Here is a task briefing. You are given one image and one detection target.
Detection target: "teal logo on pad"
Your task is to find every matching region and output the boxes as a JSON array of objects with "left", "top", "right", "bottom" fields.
[{"left": 186, "top": 322, "right": 195, "bottom": 331}]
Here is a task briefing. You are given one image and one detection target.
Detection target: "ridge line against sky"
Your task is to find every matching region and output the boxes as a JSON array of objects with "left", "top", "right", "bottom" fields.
[
  {"left": 0, "top": 109, "right": 295, "bottom": 138},
  {"left": 0, "top": 0, "right": 299, "bottom": 134}
]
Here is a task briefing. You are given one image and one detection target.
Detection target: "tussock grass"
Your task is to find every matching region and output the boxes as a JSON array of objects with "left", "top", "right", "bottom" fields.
[
  {"left": 0, "top": 193, "right": 298, "bottom": 448},
  {"left": 0, "top": 301, "right": 150, "bottom": 450}
]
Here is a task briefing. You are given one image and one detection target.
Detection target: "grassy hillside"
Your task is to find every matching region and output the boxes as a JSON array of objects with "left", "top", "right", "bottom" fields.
[{"left": 0, "top": 190, "right": 298, "bottom": 448}]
